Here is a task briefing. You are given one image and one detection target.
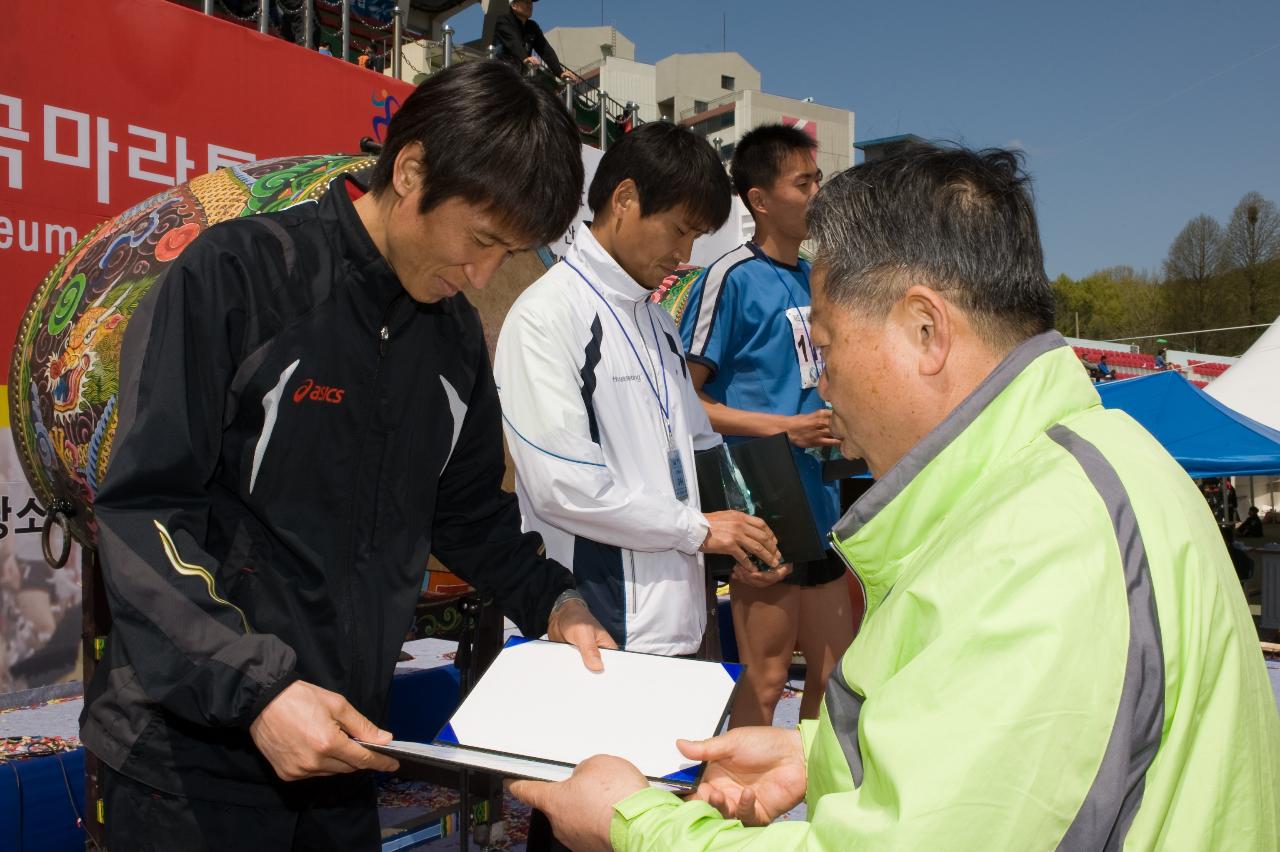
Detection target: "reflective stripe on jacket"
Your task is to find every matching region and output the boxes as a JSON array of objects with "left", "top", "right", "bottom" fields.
[
  {"left": 83, "top": 174, "right": 574, "bottom": 806},
  {"left": 610, "top": 332, "right": 1280, "bottom": 850}
]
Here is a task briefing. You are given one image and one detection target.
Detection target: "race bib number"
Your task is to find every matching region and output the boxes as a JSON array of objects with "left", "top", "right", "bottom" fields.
[{"left": 785, "top": 306, "right": 822, "bottom": 389}]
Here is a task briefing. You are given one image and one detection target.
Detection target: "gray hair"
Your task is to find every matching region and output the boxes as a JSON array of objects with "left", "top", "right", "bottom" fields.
[{"left": 807, "top": 143, "right": 1054, "bottom": 349}]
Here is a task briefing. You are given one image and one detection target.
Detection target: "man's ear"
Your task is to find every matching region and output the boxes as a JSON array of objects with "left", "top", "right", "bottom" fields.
[
  {"left": 899, "top": 284, "right": 952, "bottom": 378},
  {"left": 392, "top": 142, "right": 427, "bottom": 198},
  {"left": 747, "top": 186, "right": 768, "bottom": 218},
  {"left": 610, "top": 179, "right": 639, "bottom": 226}
]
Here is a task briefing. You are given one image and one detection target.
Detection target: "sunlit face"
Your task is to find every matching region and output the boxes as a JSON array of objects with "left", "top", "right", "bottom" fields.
[
  {"left": 511, "top": 0, "right": 533, "bottom": 21},
  {"left": 811, "top": 264, "right": 903, "bottom": 474},
  {"left": 753, "top": 148, "right": 822, "bottom": 241},
  {"left": 611, "top": 194, "right": 709, "bottom": 290},
  {"left": 380, "top": 191, "right": 528, "bottom": 304}
]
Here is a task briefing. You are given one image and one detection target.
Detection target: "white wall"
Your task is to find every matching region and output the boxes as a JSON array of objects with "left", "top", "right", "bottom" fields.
[
  {"left": 691, "top": 198, "right": 752, "bottom": 267},
  {"left": 547, "top": 145, "right": 606, "bottom": 259},
  {"left": 545, "top": 26, "right": 637, "bottom": 72},
  {"left": 1168, "top": 350, "right": 1239, "bottom": 366},
  {"left": 600, "top": 57, "right": 659, "bottom": 123},
  {"left": 1236, "top": 475, "right": 1279, "bottom": 514},
  {"left": 739, "top": 91, "right": 854, "bottom": 176},
  {"left": 656, "top": 53, "right": 761, "bottom": 119},
  {"left": 1064, "top": 337, "right": 1134, "bottom": 354}
]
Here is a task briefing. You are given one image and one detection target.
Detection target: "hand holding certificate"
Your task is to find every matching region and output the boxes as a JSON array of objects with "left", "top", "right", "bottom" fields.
[{"left": 360, "top": 638, "right": 743, "bottom": 791}]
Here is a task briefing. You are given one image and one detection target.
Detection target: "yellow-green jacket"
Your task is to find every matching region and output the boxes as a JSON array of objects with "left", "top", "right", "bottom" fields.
[{"left": 611, "top": 332, "right": 1280, "bottom": 850}]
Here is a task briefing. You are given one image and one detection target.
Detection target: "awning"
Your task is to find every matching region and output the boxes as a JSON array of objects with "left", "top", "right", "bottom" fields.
[{"left": 1096, "top": 370, "right": 1280, "bottom": 477}]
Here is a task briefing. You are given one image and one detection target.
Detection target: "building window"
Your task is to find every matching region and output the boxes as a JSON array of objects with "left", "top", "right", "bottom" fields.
[
  {"left": 721, "top": 75, "right": 735, "bottom": 91},
  {"left": 694, "top": 100, "right": 709, "bottom": 114}
]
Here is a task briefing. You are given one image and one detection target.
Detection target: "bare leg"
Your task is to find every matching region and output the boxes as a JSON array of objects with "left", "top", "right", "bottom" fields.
[
  {"left": 727, "top": 580, "right": 800, "bottom": 728},
  {"left": 795, "top": 577, "right": 858, "bottom": 720}
]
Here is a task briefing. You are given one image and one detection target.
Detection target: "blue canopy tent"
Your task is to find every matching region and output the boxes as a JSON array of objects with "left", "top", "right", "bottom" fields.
[{"left": 1095, "top": 371, "right": 1280, "bottom": 477}]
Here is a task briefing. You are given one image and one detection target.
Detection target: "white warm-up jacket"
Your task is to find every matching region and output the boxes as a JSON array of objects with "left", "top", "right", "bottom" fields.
[{"left": 494, "top": 228, "right": 719, "bottom": 655}]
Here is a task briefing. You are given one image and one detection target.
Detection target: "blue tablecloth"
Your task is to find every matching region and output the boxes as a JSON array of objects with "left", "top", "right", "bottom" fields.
[
  {"left": 0, "top": 650, "right": 465, "bottom": 852},
  {"left": 1, "top": 748, "right": 86, "bottom": 852}
]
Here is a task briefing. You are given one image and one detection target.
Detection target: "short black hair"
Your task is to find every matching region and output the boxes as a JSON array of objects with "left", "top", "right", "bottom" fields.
[
  {"left": 807, "top": 143, "right": 1054, "bottom": 350},
  {"left": 730, "top": 124, "right": 818, "bottom": 209},
  {"left": 586, "top": 122, "right": 731, "bottom": 232},
  {"left": 370, "top": 61, "right": 583, "bottom": 247}
]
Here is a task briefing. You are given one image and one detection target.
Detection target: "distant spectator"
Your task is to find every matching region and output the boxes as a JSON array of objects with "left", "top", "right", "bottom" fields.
[
  {"left": 1237, "top": 506, "right": 1264, "bottom": 538},
  {"left": 1078, "top": 353, "right": 1098, "bottom": 379},
  {"left": 1201, "top": 480, "right": 1224, "bottom": 518},
  {"left": 494, "top": 0, "right": 583, "bottom": 84},
  {"left": 371, "top": 45, "right": 386, "bottom": 73},
  {"left": 1097, "top": 354, "right": 1113, "bottom": 380},
  {"left": 1226, "top": 481, "right": 1239, "bottom": 521},
  {"left": 1155, "top": 348, "right": 1167, "bottom": 370},
  {"left": 317, "top": 43, "right": 333, "bottom": 57},
  {"left": 358, "top": 46, "right": 371, "bottom": 69}
]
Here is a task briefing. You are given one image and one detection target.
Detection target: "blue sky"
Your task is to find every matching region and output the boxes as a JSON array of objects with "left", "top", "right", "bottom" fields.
[{"left": 449, "top": 0, "right": 1280, "bottom": 280}]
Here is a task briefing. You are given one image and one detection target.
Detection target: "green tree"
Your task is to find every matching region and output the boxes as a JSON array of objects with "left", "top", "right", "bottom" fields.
[
  {"left": 1162, "top": 214, "right": 1225, "bottom": 352},
  {"left": 1053, "top": 267, "right": 1159, "bottom": 343},
  {"left": 1222, "top": 192, "right": 1280, "bottom": 323}
]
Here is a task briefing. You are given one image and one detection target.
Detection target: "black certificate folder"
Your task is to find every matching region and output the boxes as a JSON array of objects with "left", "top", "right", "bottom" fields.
[{"left": 695, "top": 433, "right": 828, "bottom": 569}]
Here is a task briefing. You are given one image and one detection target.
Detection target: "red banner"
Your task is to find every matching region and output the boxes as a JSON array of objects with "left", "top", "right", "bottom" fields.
[{"left": 0, "top": 0, "right": 414, "bottom": 353}]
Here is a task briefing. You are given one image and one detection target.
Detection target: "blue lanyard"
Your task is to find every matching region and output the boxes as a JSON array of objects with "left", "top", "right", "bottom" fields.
[
  {"left": 564, "top": 259, "right": 672, "bottom": 436},
  {"left": 755, "top": 244, "right": 816, "bottom": 360}
]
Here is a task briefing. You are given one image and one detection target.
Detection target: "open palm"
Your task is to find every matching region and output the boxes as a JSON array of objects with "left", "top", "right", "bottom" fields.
[{"left": 679, "top": 727, "right": 808, "bottom": 826}]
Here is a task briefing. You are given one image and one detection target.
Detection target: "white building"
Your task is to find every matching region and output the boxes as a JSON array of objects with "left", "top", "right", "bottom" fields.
[
  {"left": 655, "top": 52, "right": 761, "bottom": 121},
  {"left": 576, "top": 56, "right": 660, "bottom": 124},
  {"left": 678, "top": 87, "right": 855, "bottom": 179},
  {"left": 543, "top": 25, "right": 637, "bottom": 70},
  {"left": 545, "top": 32, "right": 856, "bottom": 179}
]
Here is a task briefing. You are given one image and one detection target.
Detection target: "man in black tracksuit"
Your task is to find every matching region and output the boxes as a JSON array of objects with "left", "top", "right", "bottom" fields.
[
  {"left": 81, "top": 62, "right": 604, "bottom": 850},
  {"left": 494, "top": 0, "right": 582, "bottom": 83}
]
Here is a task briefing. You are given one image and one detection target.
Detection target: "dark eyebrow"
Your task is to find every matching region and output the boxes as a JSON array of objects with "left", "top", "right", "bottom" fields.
[
  {"left": 475, "top": 229, "right": 522, "bottom": 249},
  {"left": 677, "top": 217, "right": 714, "bottom": 238}
]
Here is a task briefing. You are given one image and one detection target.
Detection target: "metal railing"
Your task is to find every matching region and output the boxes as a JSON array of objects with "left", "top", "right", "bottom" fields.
[
  {"left": 192, "top": 2, "right": 642, "bottom": 149},
  {"left": 392, "top": 28, "right": 494, "bottom": 79},
  {"left": 567, "top": 86, "right": 640, "bottom": 151}
]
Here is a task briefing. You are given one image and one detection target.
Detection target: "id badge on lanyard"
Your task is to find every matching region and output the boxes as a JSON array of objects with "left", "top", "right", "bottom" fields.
[
  {"left": 667, "top": 431, "right": 689, "bottom": 501},
  {"left": 563, "top": 259, "right": 691, "bottom": 501},
  {"left": 785, "top": 306, "right": 823, "bottom": 389}
]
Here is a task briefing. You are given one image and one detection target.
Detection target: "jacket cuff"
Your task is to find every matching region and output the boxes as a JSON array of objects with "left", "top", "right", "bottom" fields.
[
  {"left": 246, "top": 669, "right": 301, "bottom": 726},
  {"left": 610, "top": 788, "right": 685, "bottom": 850},
  {"left": 677, "top": 509, "right": 711, "bottom": 555},
  {"left": 799, "top": 718, "right": 820, "bottom": 764},
  {"left": 529, "top": 565, "right": 577, "bottom": 639}
]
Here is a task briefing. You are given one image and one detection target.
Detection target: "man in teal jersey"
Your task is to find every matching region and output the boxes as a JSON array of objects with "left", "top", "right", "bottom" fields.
[
  {"left": 679, "top": 124, "right": 855, "bottom": 728},
  {"left": 512, "top": 143, "right": 1280, "bottom": 851}
]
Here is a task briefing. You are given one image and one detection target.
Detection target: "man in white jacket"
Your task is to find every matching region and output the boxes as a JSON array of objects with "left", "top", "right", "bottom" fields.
[{"left": 495, "top": 123, "right": 787, "bottom": 659}]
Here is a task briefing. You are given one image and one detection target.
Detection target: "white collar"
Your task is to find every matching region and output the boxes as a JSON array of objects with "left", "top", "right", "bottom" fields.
[{"left": 565, "top": 226, "right": 652, "bottom": 304}]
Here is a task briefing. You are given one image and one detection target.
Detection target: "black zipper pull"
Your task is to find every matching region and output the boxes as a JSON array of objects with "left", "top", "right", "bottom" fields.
[{"left": 379, "top": 325, "right": 390, "bottom": 357}]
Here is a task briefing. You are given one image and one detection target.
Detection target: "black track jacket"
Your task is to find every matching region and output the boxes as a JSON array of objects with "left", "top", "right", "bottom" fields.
[
  {"left": 80, "top": 174, "right": 575, "bottom": 806},
  {"left": 493, "top": 10, "right": 564, "bottom": 77}
]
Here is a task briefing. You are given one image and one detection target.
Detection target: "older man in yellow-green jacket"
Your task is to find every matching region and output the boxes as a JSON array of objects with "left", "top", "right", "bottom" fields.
[{"left": 512, "top": 143, "right": 1280, "bottom": 851}]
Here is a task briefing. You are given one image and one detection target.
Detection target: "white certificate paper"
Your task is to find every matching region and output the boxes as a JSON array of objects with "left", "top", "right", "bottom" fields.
[{"left": 365, "top": 639, "right": 743, "bottom": 789}]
